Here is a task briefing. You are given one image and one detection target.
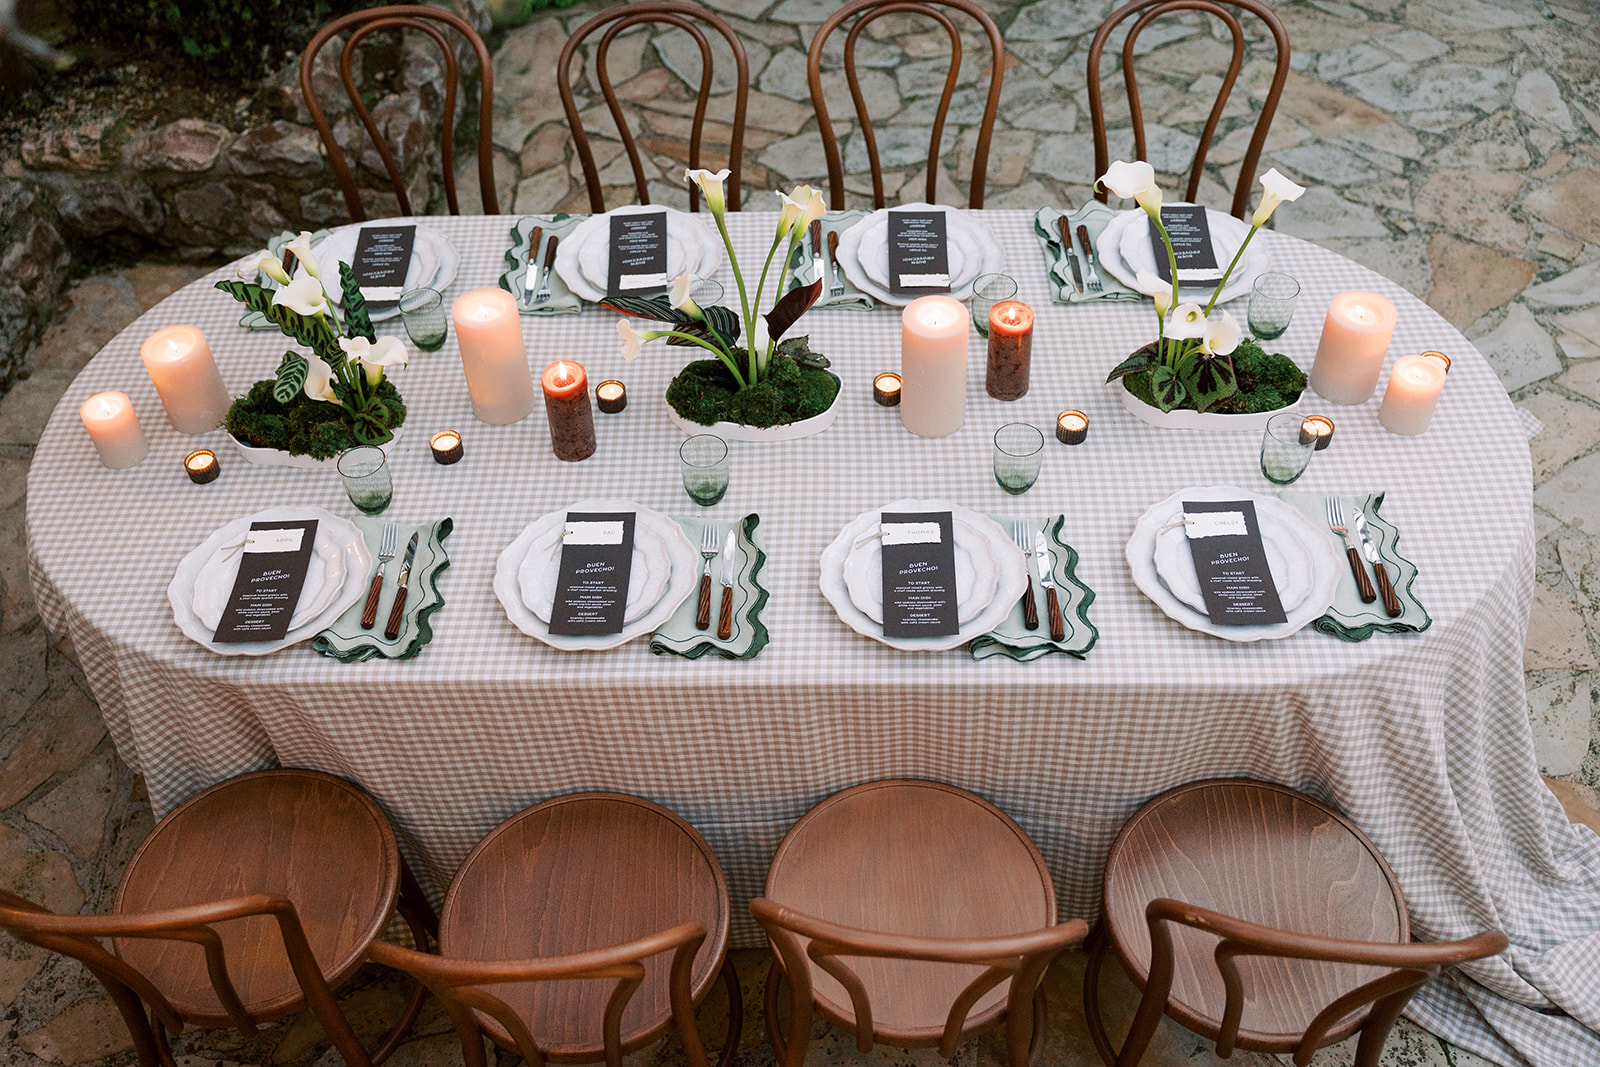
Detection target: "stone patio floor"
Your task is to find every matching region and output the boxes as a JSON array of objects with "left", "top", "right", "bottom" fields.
[{"left": 3, "top": 0, "right": 1600, "bottom": 1063}]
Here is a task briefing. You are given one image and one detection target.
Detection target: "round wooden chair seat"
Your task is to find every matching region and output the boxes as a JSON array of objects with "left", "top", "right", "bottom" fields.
[
  {"left": 438, "top": 792, "right": 730, "bottom": 1059},
  {"left": 1102, "top": 779, "right": 1407, "bottom": 1049},
  {"left": 114, "top": 769, "right": 401, "bottom": 1026},
  {"left": 764, "top": 779, "right": 1056, "bottom": 1044}
]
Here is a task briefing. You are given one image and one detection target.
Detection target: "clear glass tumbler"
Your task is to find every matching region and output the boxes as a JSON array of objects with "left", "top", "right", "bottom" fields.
[
  {"left": 969, "top": 273, "right": 1017, "bottom": 338},
  {"left": 1247, "top": 272, "right": 1300, "bottom": 341},
  {"left": 399, "top": 288, "right": 448, "bottom": 351},
  {"left": 993, "top": 423, "right": 1045, "bottom": 495},
  {"left": 1259, "top": 413, "right": 1316, "bottom": 485},
  {"left": 679, "top": 434, "right": 730, "bottom": 507},
  {"left": 337, "top": 446, "right": 393, "bottom": 514}
]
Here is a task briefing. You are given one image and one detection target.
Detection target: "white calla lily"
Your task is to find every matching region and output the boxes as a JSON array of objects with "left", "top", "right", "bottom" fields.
[
  {"left": 684, "top": 167, "right": 732, "bottom": 217},
  {"left": 1099, "top": 159, "right": 1162, "bottom": 215},
  {"left": 302, "top": 355, "right": 339, "bottom": 403},
  {"left": 1165, "top": 302, "right": 1208, "bottom": 340},
  {"left": 1136, "top": 268, "right": 1172, "bottom": 317},
  {"left": 618, "top": 319, "right": 648, "bottom": 361},
  {"left": 776, "top": 185, "right": 824, "bottom": 236},
  {"left": 1200, "top": 311, "right": 1242, "bottom": 356},
  {"left": 271, "top": 272, "right": 329, "bottom": 317},
  {"left": 283, "top": 231, "right": 321, "bottom": 279},
  {"left": 1252, "top": 168, "right": 1307, "bottom": 227},
  {"left": 669, "top": 273, "right": 703, "bottom": 318},
  {"left": 341, "top": 335, "right": 409, "bottom": 385},
  {"left": 249, "top": 252, "right": 291, "bottom": 285}
]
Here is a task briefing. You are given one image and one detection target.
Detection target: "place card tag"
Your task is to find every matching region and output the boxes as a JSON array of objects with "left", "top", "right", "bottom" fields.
[
  {"left": 212, "top": 520, "right": 319, "bottom": 643},
  {"left": 1147, "top": 205, "right": 1222, "bottom": 284},
  {"left": 880, "top": 511, "right": 959, "bottom": 637},
  {"left": 888, "top": 210, "right": 951, "bottom": 294},
  {"left": 548, "top": 511, "right": 636, "bottom": 636},
  {"left": 1182, "top": 500, "right": 1286, "bottom": 626},
  {"left": 351, "top": 225, "right": 416, "bottom": 303},
  {"left": 607, "top": 211, "right": 669, "bottom": 297}
]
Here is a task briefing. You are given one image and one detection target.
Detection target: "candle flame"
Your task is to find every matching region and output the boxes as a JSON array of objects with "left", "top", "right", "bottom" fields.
[
  {"left": 96, "top": 398, "right": 116, "bottom": 417},
  {"left": 471, "top": 303, "right": 497, "bottom": 322},
  {"left": 186, "top": 453, "right": 212, "bottom": 470},
  {"left": 1348, "top": 303, "right": 1375, "bottom": 324},
  {"left": 555, "top": 361, "right": 572, "bottom": 385},
  {"left": 164, "top": 338, "right": 187, "bottom": 359}
]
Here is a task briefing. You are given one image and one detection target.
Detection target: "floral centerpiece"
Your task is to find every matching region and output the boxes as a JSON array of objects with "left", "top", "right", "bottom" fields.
[
  {"left": 610, "top": 169, "right": 840, "bottom": 434},
  {"left": 215, "top": 232, "right": 410, "bottom": 460},
  {"left": 1099, "top": 161, "right": 1309, "bottom": 417}
]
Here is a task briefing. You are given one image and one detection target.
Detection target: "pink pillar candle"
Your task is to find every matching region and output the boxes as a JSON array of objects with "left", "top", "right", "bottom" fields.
[
  {"left": 1378, "top": 354, "right": 1448, "bottom": 436},
  {"left": 1309, "top": 291, "right": 1397, "bottom": 405},
  {"left": 900, "top": 295, "right": 969, "bottom": 438},
  {"left": 80, "top": 391, "right": 149, "bottom": 469},
  {"left": 452, "top": 288, "right": 535, "bottom": 425},
  {"left": 140, "top": 325, "right": 230, "bottom": 433}
]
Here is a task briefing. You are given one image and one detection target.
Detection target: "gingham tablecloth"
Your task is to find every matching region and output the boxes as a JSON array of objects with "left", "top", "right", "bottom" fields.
[{"left": 26, "top": 212, "right": 1600, "bottom": 1065}]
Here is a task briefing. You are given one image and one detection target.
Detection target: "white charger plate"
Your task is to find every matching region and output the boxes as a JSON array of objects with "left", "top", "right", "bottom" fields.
[
  {"left": 1126, "top": 486, "right": 1340, "bottom": 642},
  {"left": 835, "top": 204, "right": 1004, "bottom": 306},
  {"left": 167, "top": 507, "right": 372, "bottom": 656},
  {"left": 1153, "top": 505, "right": 1314, "bottom": 614},
  {"left": 555, "top": 206, "right": 723, "bottom": 304},
  {"left": 1096, "top": 206, "right": 1267, "bottom": 305},
  {"left": 191, "top": 519, "right": 349, "bottom": 631},
  {"left": 516, "top": 510, "right": 672, "bottom": 625},
  {"left": 310, "top": 222, "right": 461, "bottom": 321},
  {"left": 842, "top": 516, "right": 999, "bottom": 625}
]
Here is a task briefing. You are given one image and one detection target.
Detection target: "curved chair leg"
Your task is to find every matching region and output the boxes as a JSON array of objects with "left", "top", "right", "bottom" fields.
[
  {"left": 369, "top": 894, "right": 434, "bottom": 1065},
  {"left": 763, "top": 958, "right": 787, "bottom": 1063},
  {"left": 1026, "top": 984, "right": 1047, "bottom": 1067},
  {"left": 716, "top": 957, "right": 744, "bottom": 1067},
  {"left": 1349, "top": 991, "right": 1413, "bottom": 1067}
]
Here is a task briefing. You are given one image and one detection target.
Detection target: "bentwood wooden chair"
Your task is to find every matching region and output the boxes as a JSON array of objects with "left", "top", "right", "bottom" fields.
[
  {"left": 753, "top": 779, "right": 1086, "bottom": 1067},
  {"left": 807, "top": 0, "right": 1005, "bottom": 210},
  {"left": 559, "top": 3, "right": 748, "bottom": 213},
  {"left": 370, "top": 792, "right": 741, "bottom": 1067},
  {"left": 1083, "top": 778, "right": 1509, "bottom": 1067},
  {"left": 0, "top": 769, "right": 434, "bottom": 1067},
  {"left": 1088, "top": 0, "right": 1291, "bottom": 219},
  {"left": 301, "top": 5, "right": 497, "bottom": 221}
]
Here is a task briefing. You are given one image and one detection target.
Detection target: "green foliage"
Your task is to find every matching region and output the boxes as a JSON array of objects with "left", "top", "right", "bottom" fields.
[
  {"left": 339, "top": 263, "right": 376, "bottom": 342},
  {"left": 1122, "top": 339, "right": 1306, "bottom": 415},
  {"left": 215, "top": 280, "right": 339, "bottom": 361},
  {"left": 273, "top": 351, "right": 309, "bottom": 404},
  {"left": 226, "top": 379, "right": 406, "bottom": 459},
  {"left": 664, "top": 357, "right": 839, "bottom": 429}
]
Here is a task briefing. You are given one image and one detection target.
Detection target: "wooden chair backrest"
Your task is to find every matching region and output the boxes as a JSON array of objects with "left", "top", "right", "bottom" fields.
[
  {"left": 301, "top": 4, "right": 496, "bottom": 222},
  {"left": 558, "top": 2, "right": 749, "bottom": 213},
  {"left": 806, "top": 0, "right": 1005, "bottom": 210},
  {"left": 1087, "top": 0, "right": 1290, "bottom": 219}
]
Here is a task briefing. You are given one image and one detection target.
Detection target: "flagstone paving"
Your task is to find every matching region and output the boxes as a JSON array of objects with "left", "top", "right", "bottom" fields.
[{"left": 2, "top": 0, "right": 1599, "bottom": 1063}]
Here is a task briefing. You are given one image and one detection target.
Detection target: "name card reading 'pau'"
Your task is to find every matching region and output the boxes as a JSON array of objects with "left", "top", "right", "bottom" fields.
[
  {"left": 880, "top": 511, "right": 959, "bottom": 637},
  {"left": 351, "top": 225, "right": 417, "bottom": 303},
  {"left": 1182, "top": 501, "right": 1286, "bottom": 626},
  {"left": 607, "top": 211, "right": 669, "bottom": 297},
  {"left": 212, "top": 520, "right": 319, "bottom": 643},
  {"left": 1147, "top": 205, "right": 1221, "bottom": 284},
  {"left": 548, "top": 512, "right": 636, "bottom": 636},
  {"left": 889, "top": 211, "right": 951, "bottom": 294}
]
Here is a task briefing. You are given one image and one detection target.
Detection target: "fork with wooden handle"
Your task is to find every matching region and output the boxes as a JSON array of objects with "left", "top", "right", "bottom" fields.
[
  {"left": 361, "top": 522, "right": 397, "bottom": 629},
  {"left": 1076, "top": 224, "right": 1103, "bottom": 293}
]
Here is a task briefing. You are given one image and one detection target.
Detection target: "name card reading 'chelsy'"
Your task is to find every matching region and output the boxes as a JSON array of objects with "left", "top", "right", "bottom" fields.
[
  {"left": 351, "top": 225, "right": 417, "bottom": 303},
  {"left": 880, "top": 511, "right": 959, "bottom": 637},
  {"left": 548, "top": 512, "right": 636, "bottom": 636},
  {"left": 1147, "top": 205, "right": 1222, "bottom": 284},
  {"left": 212, "top": 520, "right": 319, "bottom": 643},
  {"left": 1182, "top": 500, "right": 1286, "bottom": 626},
  {"left": 888, "top": 210, "right": 951, "bottom": 294},
  {"left": 607, "top": 211, "right": 669, "bottom": 297}
]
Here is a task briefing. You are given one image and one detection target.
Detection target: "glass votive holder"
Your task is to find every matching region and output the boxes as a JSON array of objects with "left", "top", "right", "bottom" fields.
[
  {"left": 1260, "top": 412, "right": 1316, "bottom": 485},
  {"left": 399, "top": 288, "right": 448, "bottom": 352},
  {"left": 337, "top": 446, "right": 394, "bottom": 514},
  {"left": 969, "top": 273, "right": 1017, "bottom": 338},
  {"left": 184, "top": 449, "right": 220, "bottom": 484},
  {"left": 691, "top": 278, "right": 724, "bottom": 307},
  {"left": 596, "top": 380, "right": 627, "bottom": 413},
  {"left": 1300, "top": 415, "right": 1334, "bottom": 451},
  {"left": 1248, "top": 272, "right": 1300, "bottom": 340},
  {"left": 993, "top": 423, "right": 1045, "bottom": 495},
  {"left": 1056, "top": 410, "right": 1089, "bottom": 445},
  {"left": 679, "top": 434, "right": 730, "bottom": 507},
  {"left": 430, "top": 430, "right": 463, "bottom": 465},
  {"left": 873, "top": 372, "right": 903, "bottom": 406}
]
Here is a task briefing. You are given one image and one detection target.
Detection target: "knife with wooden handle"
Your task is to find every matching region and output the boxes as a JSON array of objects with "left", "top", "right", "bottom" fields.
[
  {"left": 716, "top": 534, "right": 736, "bottom": 640},
  {"left": 1056, "top": 217, "right": 1083, "bottom": 294},
  {"left": 1034, "top": 531, "right": 1066, "bottom": 643},
  {"left": 827, "top": 229, "right": 841, "bottom": 292},
  {"left": 360, "top": 570, "right": 384, "bottom": 629},
  {"left": 524, "top": 224, "right": 543, "bottom": 299},
  {"left": 384, "top": 532, "right": 419, "bottom": 640},
  {"left": 1353, "top": 510, "right": 1403, "bottom": 617}
]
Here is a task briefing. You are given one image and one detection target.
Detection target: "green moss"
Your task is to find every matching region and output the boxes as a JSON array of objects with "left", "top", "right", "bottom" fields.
[
  {"left": 226, "top": 379, "right": 406, "bottom": 459},
  {"left": 1123, "top": 339, "right": 1306, "bottom": 415},
  {"left": 665, "top": 357, "right": 841, "bottom": 428}
]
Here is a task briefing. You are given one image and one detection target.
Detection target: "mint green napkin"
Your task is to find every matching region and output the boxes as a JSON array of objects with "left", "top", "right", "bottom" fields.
[
  {"left": 784, "top": 210, "right": 876, "bottom": 310},
  {"left": 969, "top": 515, "right": 1098, "bottom": 662},
  {"left": 500, "top": 214, "right": 585, "bottom": 315},
  {"left": 650, "top": 514, "right": 770, "bottom": 660},
  {"left": 311, "top": 518, "right": 452, "bottom": 661},
  {"left": 1278, "top": 492, "right": 1431, "bottom": 641},
  {"left": 1033, "top": 203, "right": 1142, "bottom": 305}
]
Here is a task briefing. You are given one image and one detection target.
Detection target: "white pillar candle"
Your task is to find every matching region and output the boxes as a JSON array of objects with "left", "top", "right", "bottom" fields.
[
  {"left": 80, "top": 391, "right": 149, "bottom": 469},
  {"left": 1378, "top": 354, "right": 1447, "bottom": 436},
  {"left": 451, "top": 288, "right": 534, "bottom": 425},
  {"left": 139, "top": 325, "right": 230, "bottom": 434},
  {"left": 900, "top": 295, "right": 970, "bottom": 438},
  {"left": 1309, "top": 291, "right": 1397, "bottom": 405}
]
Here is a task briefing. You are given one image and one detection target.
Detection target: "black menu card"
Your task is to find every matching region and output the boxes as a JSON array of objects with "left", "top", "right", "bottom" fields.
[
  {"left": 888, "top": 211, "right": 951, "bottom": 294},
  {"left": 1182, "top": 501, "right": 1286, "bottom": 626},
  {"left": 351, "top": 225, "right": 417, "bottom": 302},
  {"left": 548, "top": 512, "right": 637, "bottom": 636},
  {"left": 212, "top": 520, "right": 320, "bottom": 643},
  {"left": 1147, "top": 205, "right": 1222, "bottom": 284},
  {"left": 880, "top": 512, "right": 959, "bottom": 638},
  {"left": 607, "top": 211, "right": 669, "bottom": 297}
]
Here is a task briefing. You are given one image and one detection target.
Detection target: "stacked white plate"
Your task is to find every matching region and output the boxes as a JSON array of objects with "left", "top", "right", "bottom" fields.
[
  {"left": 1125, "top": 486, "right": 1342, "bottom": 642},
  {"left": 309, "top": 222, "right": 462, "bottom": 322},
  {"left": 167, "top": 507, "right": 373, "bottom": 655},
  {"left": 494, "top": 499, "right": 699, "bottom": 651},
  {"left": 552, "top": 205, "right": 725, "bottom": 304},
  {"left": 819, "top": 499, "right": 1028, "bottom": 651},
  {"left": 835, "top": 204, "right": 1005, "bottom": 306},
  {"left": 1095, "top": 205, "right": 1268, "bottom": 304}
]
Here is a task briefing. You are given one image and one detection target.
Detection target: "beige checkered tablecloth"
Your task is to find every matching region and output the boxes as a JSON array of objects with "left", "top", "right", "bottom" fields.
[{"left": 26, "top": 211, "right": 1600, "bottom": 1065}]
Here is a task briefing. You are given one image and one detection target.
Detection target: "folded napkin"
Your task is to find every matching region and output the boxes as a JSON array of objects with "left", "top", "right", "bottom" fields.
[
  {"left": 650, "top": 514, "right": 771, "bottom": 659},
  {"left": 1278, "top": 492, "right": 1431, "bottom": 641},
  {"left": 784, "top": 210, "right": 876, "bottom": 310},
  {"left": 1033, "top": 203, "right": 1142, "bottom": 305},
  {"left": 311, "top": 518, "right": 452, "bottom": 661},
  {"left": 969, "top": 516, "right": 1098, "bottom": 662},
  {"left": 500, "top": 214, "right": 585, "bottom": 315}
]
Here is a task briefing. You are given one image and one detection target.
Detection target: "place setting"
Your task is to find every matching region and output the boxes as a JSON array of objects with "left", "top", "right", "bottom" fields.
[
  {"left": 831, "top": 202, "right": 1004, "bottom": 305},
  {"left": 498, "top": 213, "right": 585, "bottom": 314},
  {"left": 784, "top": 211, "right": 877, "bottom": 310},
  {"left": 548, "top": 203, "right": 724, "bottom": 305}
]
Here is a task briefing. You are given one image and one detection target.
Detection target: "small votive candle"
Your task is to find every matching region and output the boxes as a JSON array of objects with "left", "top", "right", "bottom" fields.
[
  {"left": 1056, "top": 409, "right": 1089, "bottom": 445},
  {"left": 1310, "top": 291, "right": 1397, "bottom": 404},
  {"left": 140, "top": 325, "right": 230, "bottom": 434},
  {"left": 430, "top": 430, "right": 463, "bottom": 465},
  {"left": 986, "top": 300, "right": 1033, "bottom": 401},
  {"left": 1299, "top": 415, "right": 1335, "bottom": 450},
  {"left": 80, "top": 391, "right": 148, "bottom": 469},
  {"left": 1378, "top": 354, "right": 1448, "bottom": 436},
  {"left": 873, "top": 372, "right": 903, "bottom": 406},
  {"left": 542, "top": 360, "right": 596, "bottom": 461},
  {"left": 1422, "top": 350, "right": 1451, "bottom": 372},
  {"left": 596, "top": 380, "right": 627, "bottom": 414},
  {"left": 184, "top": 449, "right": 220, "bottom": 484}
]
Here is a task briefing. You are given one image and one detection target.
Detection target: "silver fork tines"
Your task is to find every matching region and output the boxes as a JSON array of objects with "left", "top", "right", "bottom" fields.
[
  {"left": 1325, "top": 495, "right": 1345, "bottom": 537},
  {"left": 700, "top": 524, "right": 720, "bottom": 573},
  {"left": 1082, "top": 251, "right": 1103, "bottom": 294},
  {"left": 376, "top": 521, "right": 398, "bottom": 574}
]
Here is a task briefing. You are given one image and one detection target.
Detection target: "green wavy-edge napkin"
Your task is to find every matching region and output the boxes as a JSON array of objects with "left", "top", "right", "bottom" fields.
[
  {"left": 1278, "top": 491, "right": 1431, "bottom": 642},
  {"left": 650, "top": 514, "right": 770, "bottom": 660},
  {"left": 311, "top": 518, "right": 452, "bottom": 662},
  {"left": 783, "top": 210, "right": 876, "bottom": 310},
  {"left": 500, "top": 214, "right": 585, "bottom": 314},
  {"left": 969, "top": 515, "right": 1098, "bottom": 662},
  {"left": 1033, "top": 204, "right": 1142, "bottom": 305}
]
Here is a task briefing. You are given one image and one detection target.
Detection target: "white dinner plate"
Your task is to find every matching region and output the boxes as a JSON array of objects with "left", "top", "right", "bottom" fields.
[
  {"left": 835, "top": 204, "right": 1004, "bottom": 306},
  {"left": 190, "top": 519, "right": 349, "bottom": 631},
  {"left": 309, "top": 222, "right": 461, "bottom": 321},
  {"left": 516, "top": 510, "right": 672, "bottom": 625},
  {"left": 842, "top": 516, "right": 1000, "bottom": 626},
  {"left": 1153, "top": 505, "right": 1315, "bottom": 614},
  {"left": 1096, "top": 206, "right": 1267, "bottom": 305},
  {"left": 554, "top": 206, "right": 723, "bottom": 304}
]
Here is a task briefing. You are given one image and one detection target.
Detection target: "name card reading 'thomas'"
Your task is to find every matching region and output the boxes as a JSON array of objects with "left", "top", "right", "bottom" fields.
[
  {"left": 1182, "top": 500, "right": 1286, "bottom": 626},
  {"left": 548, "top": 512, "right": 636, "bottom": 636},
  {"left": 880, "top": 511, "right": 959, "bottom": 637},
  {"left": 212, "top": 520, "right": 319, "bottom": 643}
]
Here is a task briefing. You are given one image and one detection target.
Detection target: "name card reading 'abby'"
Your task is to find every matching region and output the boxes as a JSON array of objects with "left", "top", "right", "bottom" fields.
[
  {"left": 607, "top": 211, "right": 669, "bottom": 297},
  {"left": 1182, "top": 500, "right": 1286, "bottom": 626},
  {"left": 888, "top": 211, "right": 951, "bottom": 294},
  {"left": 880, "top": 511, "right": 959, "bottom": 637},
  {"left": 548, "top": 512, "right": 636, "bottom": 636},
  {"left": 212, "top": 520, "right": 319, "bottom": 643}
]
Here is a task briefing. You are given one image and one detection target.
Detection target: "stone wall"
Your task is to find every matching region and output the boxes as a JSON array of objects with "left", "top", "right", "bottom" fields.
[{"left": 0, "top": 179, "right": 71, "bottom": 393}]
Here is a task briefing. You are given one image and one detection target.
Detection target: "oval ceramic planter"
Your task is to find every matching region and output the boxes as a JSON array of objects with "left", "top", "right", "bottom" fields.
[
  {"left": 665, "top": 372, "right": 842, "bottom": 442},
  {"left": 229, "top": 426, "right": 404, "bottom": 470}
]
